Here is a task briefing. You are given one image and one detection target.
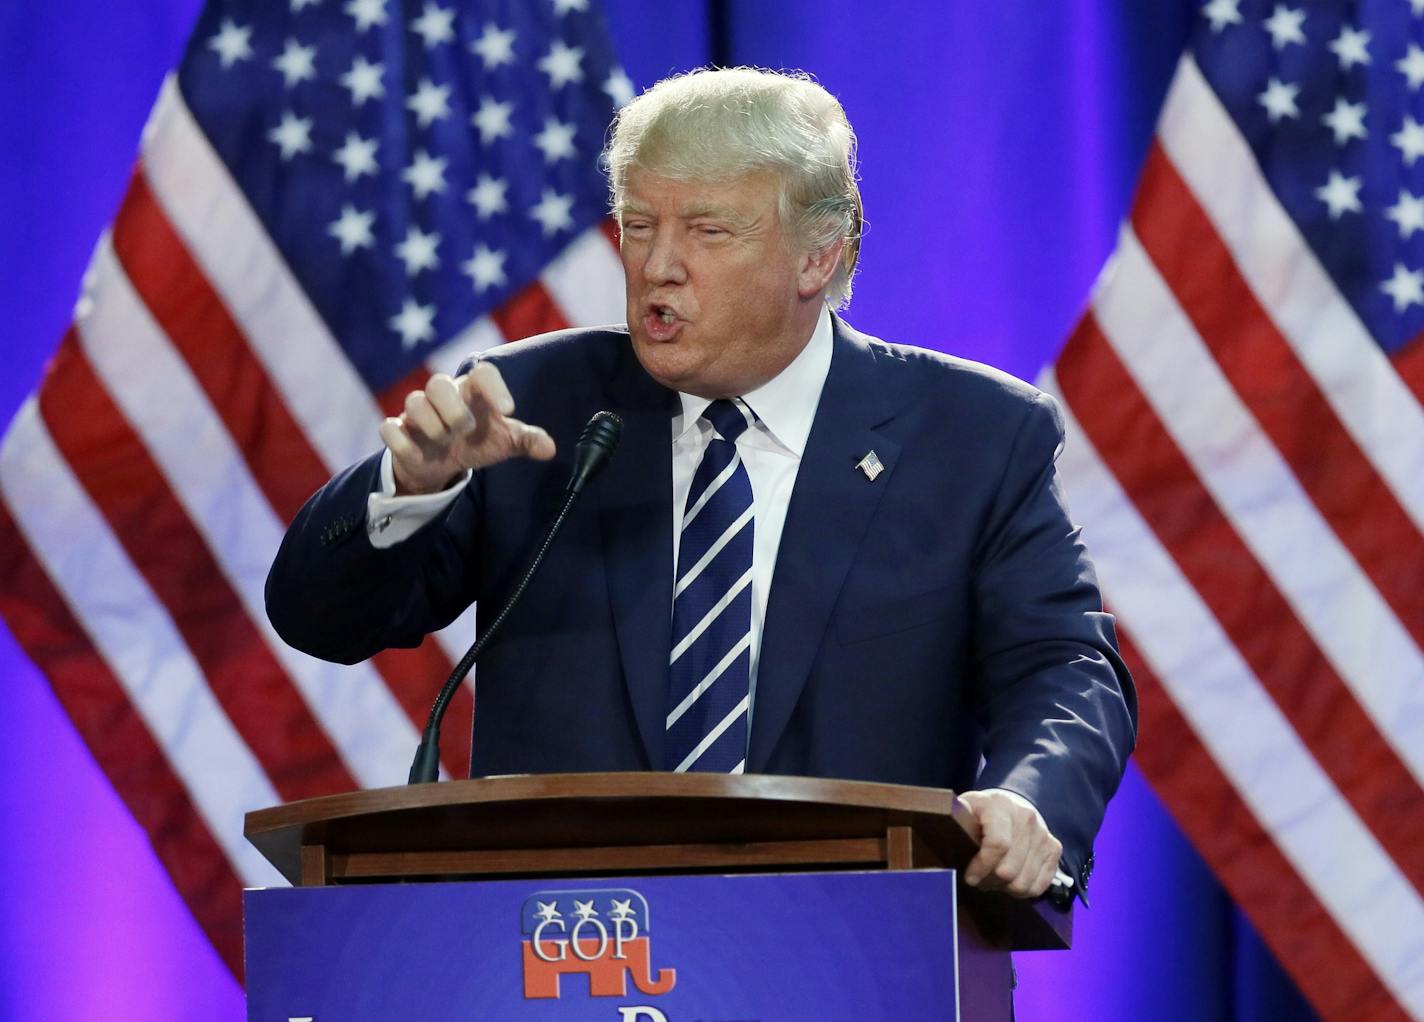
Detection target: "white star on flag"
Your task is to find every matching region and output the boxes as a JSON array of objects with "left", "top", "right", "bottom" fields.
[
  {"left": 402, "top": 150, "right": 448, "bottom": 199},
  {"left": 1413, "top": 0, "right": 1424, "bottom": 16},
  {"left": 1386, "top": 191, "right": 1424, "bottom": 240},
  {"left": 554, "top": 0, "right": 590, "bottom": 13},
  {"left": 1257, "top": 78, "right": 1301, "bottom": 122},
  {"left": 534, "top": 118, "right": 577, "bottom": 163},
  {"left": 345, "top": 0, "right": 387, "bottom": 32},
  {"left": 1202, "top": 0, "right": 1242, "bottom": 32},
  {"left": 1314, "top": 171, "right": 1363, "bottom": 220},
  {"left": 1380, "top": 262, "right": 1424, "bottom": 312},
  {"left": 462, "top": 245, "right": 507, "bottom": 291},
  {"left": 268, "top": 111, "right": 313, "bottom": 160},
  {"left": 1392, "top": 115, "right": 1424, "bottom": 165},
  {"left": 471, "top": 23, "right": 516, "bottom": 69},
  {"left": 1321, "top": 98, "right": 1367, "bottom": 145},
  {"left": 332, "top": 132, "right": 379, "bottom": 181},
  {"left": 530, "top": 188, "right": 574, "bottom": 236},
  {"left": 466, "top": 174, "right": 509, "bottom": 218},
  {"left": 328, "top": 204, "right": 375, "bottom": 254},
  {"left": 538, "top": 41, "right": 585, "bottom": 88},
  {"left": 411, "top": 3, "right": 456, "bottom": 48},
  {"left": 394, "top": 225, "right": 440, "bottom": 275},
  {"left": 1263, "top": 5, "right": 1306, "bottom": 50},
  {"left": 1398, "top": 45, "right": 1424, "bottom": 91},
  {"left": 389, "top": 297, "right": 436, "bottom": 348},
  {"left": 291, "top": 0, "right": 323, "bottom": 10},
  {"left": 340, "top": 55, "right": 385, "bottom": 105},
  {"left": 1327, "top": 26, "right": 1371, "bottom": 70},
  {"left": 605, "top": 68, "right": 635, "bottom": 108},
  {"left": 472, "top": 96, "right": 514, "bottom": 144},
  {"left": 208, "top": 20, "right": 254, "bottom": 68},
  {"left": 406, "top": 77, "right": 452, "bottom": 127},
  {"left": 272, "top": 39, "right": 317, "bottom": 88}
]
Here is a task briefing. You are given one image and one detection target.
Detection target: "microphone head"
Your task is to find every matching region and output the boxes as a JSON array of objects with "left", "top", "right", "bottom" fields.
[{"left": 566, "top": 410, "right": 623, "bottom": 494}]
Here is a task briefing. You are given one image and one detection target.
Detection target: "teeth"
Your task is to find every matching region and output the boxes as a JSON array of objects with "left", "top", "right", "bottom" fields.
[{"left": 657, "top": 309, "right": 675, "bottom": 323}]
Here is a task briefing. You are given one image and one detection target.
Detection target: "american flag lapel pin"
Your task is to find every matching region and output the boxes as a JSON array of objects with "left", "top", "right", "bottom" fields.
[{"left": 855, "top": 450, "right": 884, "bottom": 481}]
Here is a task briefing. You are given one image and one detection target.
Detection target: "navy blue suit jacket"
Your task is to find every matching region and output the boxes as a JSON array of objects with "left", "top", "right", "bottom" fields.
[{"left": 266, "top": 316, "right": 1136, "bottom": 892}]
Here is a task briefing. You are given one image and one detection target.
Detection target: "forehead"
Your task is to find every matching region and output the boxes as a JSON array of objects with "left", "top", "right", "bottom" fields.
[{"left": 620, "top": 167, "right": 781, "bottom": 218}]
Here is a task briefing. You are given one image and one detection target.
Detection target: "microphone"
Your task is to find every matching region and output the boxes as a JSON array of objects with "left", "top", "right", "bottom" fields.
[{"left": 407, "top": 410, "right": 624, "bottom": 784}]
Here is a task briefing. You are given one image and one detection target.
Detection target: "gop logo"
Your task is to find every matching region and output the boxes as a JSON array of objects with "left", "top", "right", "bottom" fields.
[{"left": 519, "top": 888, "right": 677, "bottom": 1000}]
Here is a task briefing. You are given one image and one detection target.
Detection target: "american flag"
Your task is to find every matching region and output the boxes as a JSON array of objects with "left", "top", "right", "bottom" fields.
[
  {"left": 1044, "top": 2, "right": 1424, "bottom": 1018},
  {"left": 0, "top": 0, "right": 629, "bottom": 976}
]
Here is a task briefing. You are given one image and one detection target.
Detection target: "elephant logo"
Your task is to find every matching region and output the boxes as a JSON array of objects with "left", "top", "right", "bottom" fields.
[{"left": 520, "top": 888, "right": 677, "bottom": 1000}]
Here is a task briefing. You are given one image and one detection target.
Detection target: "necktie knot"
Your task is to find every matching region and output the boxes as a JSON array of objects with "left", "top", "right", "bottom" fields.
[{"left": 703, "top": 398, "right": 753, "bottom": 444}]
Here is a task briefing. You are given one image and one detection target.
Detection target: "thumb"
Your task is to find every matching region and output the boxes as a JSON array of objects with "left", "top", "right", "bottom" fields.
[{"left": 513, "top": 421, "right": 557, "bottom": 461}]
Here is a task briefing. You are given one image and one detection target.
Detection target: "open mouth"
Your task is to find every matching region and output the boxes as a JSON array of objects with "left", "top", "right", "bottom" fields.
[{"left": 643, "top": 303, "right": 684, "bottom": 340}]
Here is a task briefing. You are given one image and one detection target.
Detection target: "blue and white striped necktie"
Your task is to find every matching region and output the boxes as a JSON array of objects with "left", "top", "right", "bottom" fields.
[{"left": 665, "top": 398, "right": 755, "bottom": 773}]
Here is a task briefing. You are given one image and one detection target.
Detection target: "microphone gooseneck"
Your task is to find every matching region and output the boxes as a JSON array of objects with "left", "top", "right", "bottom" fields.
[{"left": 407, "top": 410, "right": 624, "bottom": 784}]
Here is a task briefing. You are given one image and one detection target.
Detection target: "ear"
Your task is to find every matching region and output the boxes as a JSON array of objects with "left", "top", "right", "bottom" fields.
[{"left": 796, "top": 236, "right": 846, "bottom": 299}]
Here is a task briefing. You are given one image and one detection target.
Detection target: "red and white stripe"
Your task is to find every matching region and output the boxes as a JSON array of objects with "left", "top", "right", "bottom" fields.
[
  {"left": 1048, "top": 54, "right": 1424, "bottom": 1021},
  {"left": 0, "top": 75, "right": 626, "bottom": 977}
]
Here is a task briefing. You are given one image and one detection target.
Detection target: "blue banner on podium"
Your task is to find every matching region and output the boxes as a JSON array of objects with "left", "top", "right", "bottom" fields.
[{"left": 245, "top": 869, "right": 959, "bottom": 1020}]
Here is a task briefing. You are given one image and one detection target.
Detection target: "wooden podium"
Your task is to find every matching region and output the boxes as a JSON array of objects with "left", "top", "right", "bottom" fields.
[{"left": 245, "top": 773, "right": 1071, "bottom": 1019}]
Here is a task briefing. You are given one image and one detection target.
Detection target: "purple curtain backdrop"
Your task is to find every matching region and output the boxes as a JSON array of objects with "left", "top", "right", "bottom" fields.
[{"left": 0, "top": 1, "right": 1318, "bottom": 1018}]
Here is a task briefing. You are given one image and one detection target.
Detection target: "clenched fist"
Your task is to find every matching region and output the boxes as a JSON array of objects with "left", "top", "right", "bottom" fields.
[{"left": 378, "top": 362, "right": 556, "bottom": 496}]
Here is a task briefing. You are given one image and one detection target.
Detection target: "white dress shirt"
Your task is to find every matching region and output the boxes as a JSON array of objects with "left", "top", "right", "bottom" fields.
[{"left": 366, "top": 305, "right": 835, "bottom": 733}]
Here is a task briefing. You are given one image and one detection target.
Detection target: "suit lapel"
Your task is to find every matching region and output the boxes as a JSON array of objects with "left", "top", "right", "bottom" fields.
[
  {"left": 748, "top": 318, "right": 903, "bottom": 771},
  {"left": 598, "top": 340, "right": 677, "bottom": 769}
]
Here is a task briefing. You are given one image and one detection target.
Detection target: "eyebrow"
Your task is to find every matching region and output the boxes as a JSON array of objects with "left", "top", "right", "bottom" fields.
[{"left": 617, "top": 199, "right": 751, "bottom": 226}]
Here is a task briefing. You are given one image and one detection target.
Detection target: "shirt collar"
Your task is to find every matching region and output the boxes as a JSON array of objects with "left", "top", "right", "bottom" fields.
[{"left": 672, "top": 303, "right": 833, "bottom": 457}]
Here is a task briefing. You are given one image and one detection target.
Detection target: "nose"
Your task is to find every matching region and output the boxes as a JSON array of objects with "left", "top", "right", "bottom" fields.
[{"left": 641, "top": 226, "right": 688, "bottom": 286}]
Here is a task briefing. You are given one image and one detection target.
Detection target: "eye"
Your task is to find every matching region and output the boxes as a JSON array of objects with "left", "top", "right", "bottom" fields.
[{"left": 695, "top": 224, "right": 729, "bottom": 239}]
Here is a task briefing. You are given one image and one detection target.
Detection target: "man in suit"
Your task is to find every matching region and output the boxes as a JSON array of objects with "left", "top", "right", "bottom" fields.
[{"left": 266, "top": 67, "right": 1136, "bottom": 905}]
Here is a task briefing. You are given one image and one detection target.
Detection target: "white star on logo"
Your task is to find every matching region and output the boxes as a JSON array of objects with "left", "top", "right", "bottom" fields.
[
  {"left": 1381, "top": 263, "right": 1424, "bottom": 313},
  {"left": 462, "top": 245, "right": 508, "bottom": 291},
  {"left": 1327, "top": 25, "right": 1370, "bottom": 70},
  {"left": 471, "top": 23, "right": 516, "bottom": 69},
  {"left": 268, "top": 111, "right": 314, "bottom": 160},
  {"left": 407, "top": 77, "right": 452, "bottom": 127},
  {"left": 328, "top": 204, "right": 375, "bottom": 254},
  {"left": 395, "top": 225, "right": 441, "bottom": 276},
  {"left": 1313, "top": 171, "right": 1362, "bottom": 220},
  {"left": 534, "top": 901, "right": 562, "bottom": 923},
  {"left": 572, "top": 899, "right": 598, "bottom": 921},
  {"left": 608, "top": 899, "right": 634, "bottom": 920},
  {"left": 1321, "top": 97, "right": 1367, "bottom": 146},
  {"left": 534, "top": 118, "right": 577, "bottom": 163},
  {"left": 1392, "top": 116, "right": 1424, "bottom": 166},
  {"left": 553, "top": 0, "right": 589, "bottom": 13},
  {"left": 1263, "top": 5, "right": 1306, "bottom": 50},
  {"left": 472, "top": 96, "right": 514, "bottom": 144},
  {"left": 332, "top": 132, "right": 379, "bottom": 181},
  {"left": 467, "top": 174, "right": 509, "bottom": 218},
  {"left": 1201, "top": 0, "right": 1242, "bottom": 32},
  {"left": 412, "top": 3, "right": 456, "bottom": 47},
  {"left": 605, "top": 68, "right": 635, "bottom": 108},
  {"left": 1385, "top": 190, "right": 1424, "bottom": 240},
  {"left": 1257, "top": 78, "right": 1300, "bottom": 123},
  {"left": 208, "top": 20, "right": 254, "bottom": 68},
  {"left": 340, "top": 55, "right": 386, "bottom": 106},
  {"left": 390, "top": 297, "right": 437, "bottom": 348},
  {"left": 272, "top": 39, "right": 318, "bottom": 88},
  {"left": 402, "top": 150, "right": 449, "bottom": 199},
  {"left": 538, "top": 41, "right": 585, "bottom": 89},
  {"left": 1398, "top": 45, "right": 1424, "bottom": 91},
  {"left": 345, "top": 0, "right": 388, "bottom": 33},
  {"left": 530, "top": 188, "right": 574, "bottom": 236}
]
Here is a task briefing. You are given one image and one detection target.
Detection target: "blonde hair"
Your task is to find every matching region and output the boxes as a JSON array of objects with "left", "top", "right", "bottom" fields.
[{"left": 604, "top": 67, "right": 863, "bottom": 307}]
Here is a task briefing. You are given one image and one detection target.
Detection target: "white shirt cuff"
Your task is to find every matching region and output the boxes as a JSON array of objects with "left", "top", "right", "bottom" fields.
[{"left": 365, "top": 449, "right": 471, "bottom": 549}]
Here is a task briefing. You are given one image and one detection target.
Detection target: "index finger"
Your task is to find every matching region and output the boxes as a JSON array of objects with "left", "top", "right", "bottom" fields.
[{"left": 461, "top": 361, "right": 515, "bottom": 417}]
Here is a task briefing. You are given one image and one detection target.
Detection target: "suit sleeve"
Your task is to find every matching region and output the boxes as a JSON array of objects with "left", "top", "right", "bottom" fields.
[
  {"left": 264, "top": 451, "right": 487, "bottom": 664},
  {"left": 968, "top": 389, "right": 1139, "bottom": 894}
]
